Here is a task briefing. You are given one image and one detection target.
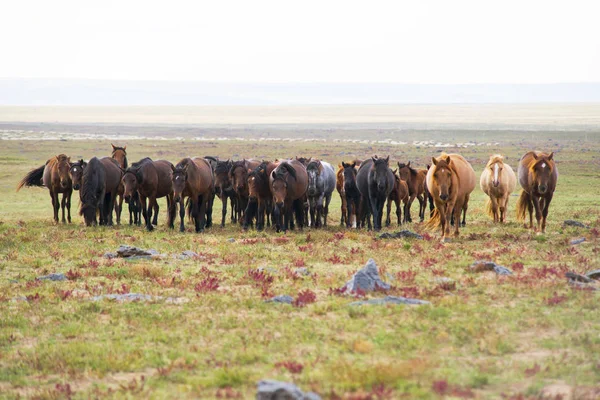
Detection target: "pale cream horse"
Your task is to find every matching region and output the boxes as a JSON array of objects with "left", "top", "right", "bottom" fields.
[{"left": 480, "top": 155, "right": 516, "bottom": 223}]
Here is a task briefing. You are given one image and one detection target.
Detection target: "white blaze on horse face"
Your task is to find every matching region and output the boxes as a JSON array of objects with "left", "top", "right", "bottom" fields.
[
  {"left": 175, "top": 176, "right": 180, "bottom": 180},
  {"left": 494, "top": 163, "right": 499, "bottom": 183},
  {"left": 541, "top": 163, "right": 546, "bottom": 169}
]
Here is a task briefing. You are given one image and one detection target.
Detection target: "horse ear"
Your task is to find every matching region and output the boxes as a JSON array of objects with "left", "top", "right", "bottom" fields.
[
  {"left": 385, "top": 156, "right": 389, "bottom": 164},
  {"left": 271, "top": 170, "right": 276, "bottom": 179},
  {"left": 426, "top": 164, "right": 431, "bottom": 170},
  {"left": 170, "top": 164, "right": 175, "bottom": 172},
  {"left": 406, "top": 161, "right": 410, "bottom": 167},
  {"left": 371, "top": 156, "right": 377, "bottom": 163},
  {"left": 547, "top": 152, "right": 554, "bottom": 161},
  {"left": 341, "top": 162, "right": 347, "bottom": 168},
  {"left": 445, "top": 156, "right": 451, "bottom": 164},
  {"left": 111, "top": 144, "right": 116, "bottom": 150},
  {"left": 431, "top": 157, "right": 438, "bottom": 166},
  {"left": 532, "top": 152, "right": 539, "bottom": 160},
  {"left": 351, "top": 162, "right": 356, "bottom": 168},
  {"left": 123, "top": 145, "right": 126, "bottom": 151},
  {"left": 392, "top": 168, "right": 397, "bottom": 174}
]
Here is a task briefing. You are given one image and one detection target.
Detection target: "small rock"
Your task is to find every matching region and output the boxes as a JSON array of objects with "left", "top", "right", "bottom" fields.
[
  {"left": 378, "top": 230, "right": 423, "bottom": 240},
  {"left": 266, "top": 295, "right": 293, "bottom": 304},
  {"left": 570, "top": 238, "right": 586, "bottom": 245},
  {"left": 10, "top": 296, "right": 28, "bottom": 303},
  {"left": 116, "top": 245, "right": 152, "bottom": 257},
  {"left": 469, "top": 260, "right": 513, "bottom": 275},
  {"left": 177, "top": 250, "right": 198, "bottom": 260},
  {"left": 256, "top": 380, "right": 321, "bottom": 400},
  {"left": 103, "top": 252, "right": 117, "bottom": 259},
  {"left": 563, "top": 220, "right": 589, "bottom": 228},
  {"left": 294, "top": 267, "right": 310, "bottom": 276},
  {"left": 37, "top": 273, "right": 66, "bottom": 282},
  {"left": 585, "top": 269, "right": 600, "bottom": 280},
  {"left": 227, "top": 238, "right": 236, "bottom": 243},
  {"left": 566, "top": 272, "right": 599, "bottom": 291},
  {"left": 342, "top": 259, "right": 390, "bottom": 293},
  {"left": 566, "top": 272, "right": 592, "bottom": 283},
  {"left": 350, "top": 296, "right": 430, "bottom": 306}
]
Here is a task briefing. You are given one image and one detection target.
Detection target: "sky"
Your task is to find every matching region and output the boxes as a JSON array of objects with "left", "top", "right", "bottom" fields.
[{"left": 2, "top": 0, "right": 600, "bottom": 84}]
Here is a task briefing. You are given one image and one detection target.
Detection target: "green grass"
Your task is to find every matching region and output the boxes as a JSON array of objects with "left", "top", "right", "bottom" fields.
[{"left": 0, "top": 129, "right": 599, "bottom": 399}]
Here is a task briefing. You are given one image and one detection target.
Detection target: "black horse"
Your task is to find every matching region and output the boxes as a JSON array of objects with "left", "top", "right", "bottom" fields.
[
  {"left": 342, "top": 161, "right": 361, "bottom": 229},
  {"left": 79, "top": 157, "right": 106, "bottom": 226},
  {"left": 356, "top": 157, "right": 394, "bottom": 231}
]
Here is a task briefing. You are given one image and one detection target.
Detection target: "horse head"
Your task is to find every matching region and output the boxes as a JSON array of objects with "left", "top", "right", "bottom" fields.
[
  {"left": 431, "top": 155, "right": 453, "bottom": 201},
  {"left": 487, "top": 155, "right": 505, "bottom": 188},
  {"left": 371, "top": 156, "right": 390, "bottom": 193},
  {"left": 530, "top": 152, "right": 555, "bottom": 194},
  {"left": 56, "top": 154, "right": 71, "bottom": 189},
  {"left": 171, "top": 163, "right": 189, "bottom": 202},
  {"left": 69, "top": 159, "right": 87, "bottom": 190}
]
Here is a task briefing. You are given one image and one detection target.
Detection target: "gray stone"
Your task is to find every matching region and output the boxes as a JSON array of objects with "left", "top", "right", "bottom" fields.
[
  {"left": 350, "top": 296, "right": 430, "bottom": 306},
  {"left": 566, "top": 272, "right": 599, "bottom": 290},
  {"left": 103, "top": 252, "right": 117, "bottom": 259},
  {"left": 378, "top": 230, "right": 423, "bottom": 240},
  {"left": 566, "top": 272, "right": 592, "bottom": 283},
  {"left": 570, "top": 238, "right": 586, "bottom": 245},
  {"left": 177, "top": 250, "right": 198, "bottom": 260},
  {"left": 563, "top": 220, "right": 589, "bottom": 228},
  {"left": 469, "top": 260, "right": 513, "bottom": 275},
  {"left": 256, "top": 380, "right": 321, "bottom": 400},
  {"left": 294, "top": 267, "right": 310, "bottom": 276},
  {"left": 257, "top": 266, "right": 279, "bottom": 274},
  {"left": 116, "top": 245, "right": 152, "bottom": 257},
  {"left": 585, "top": 269, "right": 600, "bottom": 280},
  {"left": 10, "top": 296, "right": 28, "bottom": 302},
  {"left": 227, "top": 238, "right": 236, "bottom": 243},
  {"left": 266, "top": 295, "right": 293, "bottom": 304},
  {"left": 37, "top": 273, "right": 66, "bottom": 281},
  {"left": 343, "top": 259, "right": 390, "bottom": 293}
]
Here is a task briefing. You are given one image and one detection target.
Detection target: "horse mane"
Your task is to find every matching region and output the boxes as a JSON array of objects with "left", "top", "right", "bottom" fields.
[
  {"left": 131, "top": 157, "right": 152, "bottom": 169},
  {"left": 486, "top": 154, "right": 504, "bottom": 168},
  {"left": 275, "top": 162, "right": 297, "bottom": 180},
  {"left": 306, "top": 160, "right": 321, "bottom": 171}
]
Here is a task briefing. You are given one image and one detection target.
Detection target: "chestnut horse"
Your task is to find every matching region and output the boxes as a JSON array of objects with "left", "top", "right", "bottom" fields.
[
  {"left": 122, "top": 158, "right": 175, "bottom": 231},
  {"left": 336, "top": 165, "right": 347, "bottom": 226},
  {"left": 425, "top": 153, "right": 476, "bottom": 241},
  {"left": 18, "top": 154, "right": 73, "bottom": 224},
  {"left": 516, "top": 151, "right": 558, "bottom": 233},
  {"left": 245, "top": 161, "right": 277, "bottom": 231},
  {"left": 397, "top": 161, "right": 427, "bottom": 223},
  {"left": 172, "top": 157, "right": 214, "bottom": 232},
  {"left": 230, "top": 159, "right": 261, "bottom": 224},
  {"left": 270, "top": 160, "right": 308, "bottom": 233},
  {"left": 357, "top": 157, "right": 395, "bottom": 231},
  {"left": 480, "top": 155, "right": 516, "bottom": 223},
  {"left": 386, "top": 169, "right": 409, "bottom": 227}
]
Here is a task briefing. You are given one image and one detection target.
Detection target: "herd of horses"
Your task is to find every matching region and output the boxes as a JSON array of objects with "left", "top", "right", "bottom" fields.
[{"left": 16, "top": 145, "right": 558, "bottom": 240}]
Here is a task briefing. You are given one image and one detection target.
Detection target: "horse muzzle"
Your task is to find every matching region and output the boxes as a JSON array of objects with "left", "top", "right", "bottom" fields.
[
  {"left": 307, "top": 188, "right": 317, "bottom": 196},
  {"left": 493, "top": 181, "right": 500, "bottom": 188},
  {"left": 174, "top": 195, "right": 181, "bottom": 202},
  {"left": 124, "top": 194, "right": 131, "bottom": 202},
  {"left": 73, "top": 184, "right": 80, "bottom": 190},
  {"left": 60, "top": 180, "right": 69, "bottom": 188},
  {"left": 539, "top": 185, "right": 547, "bottom": 194},
  {"left": 440, "top": 194, "right": 449, "bottom": 201}
]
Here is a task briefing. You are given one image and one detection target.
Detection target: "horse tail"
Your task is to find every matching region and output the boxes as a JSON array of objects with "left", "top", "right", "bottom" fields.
[
  {"left": 516, "top": 190, "right": 530, "bottom": 222},
  {"left": 424, "top": 207, "right": 441, "bottom": 230},
  {"left": 485, "top": 197, "right": 494, "bottom": 218},
  {"left": 16, "top": 165, "right": 45, "bottom": 191}
]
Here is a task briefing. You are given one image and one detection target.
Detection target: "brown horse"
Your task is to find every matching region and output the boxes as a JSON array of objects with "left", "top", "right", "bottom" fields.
[
  {"left": 397, "top": 161, "right": 427, "bottom": 223},
  {"left": 111, "top": 144, "right": 137, "bottom": 225},
  {"left": 516, "top": 151, "right": 558, "bottom": 233},
  {"left": 209, "top": 158, "right": 237, "bottom": 227},
  {"left": 425, "top": 153, "right": 476, "bottom": 241},
  {"left": 17, "top": 154, "right": 73, "bottom": 223},
  {"left": 245, "top": 161, "right": 278, "bottom": 231},
  {"left": 336, "top": 165, "right": 348, "bottom": 226},
  {"left": 69, "top": 157, "right": 123, "bottom": 226},
  {"left": 270, "top": 160, "right": 308, "bottom": 233},
  {"left": 230, "top": 159, "right": 261, "bottom": 224},
  {"left": 122, "top": 158, "right": 175, "bottom": 231},
  {"left": 172, "top": 157, "right": 214, "bottom": 232},
  {"left": 386, "top": 169, "right": 409, "bottom": 227}
]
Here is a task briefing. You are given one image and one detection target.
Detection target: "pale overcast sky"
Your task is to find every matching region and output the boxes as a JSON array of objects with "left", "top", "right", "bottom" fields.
[{"left": 3, "top": 0, "right": 600, "bottom": 83}]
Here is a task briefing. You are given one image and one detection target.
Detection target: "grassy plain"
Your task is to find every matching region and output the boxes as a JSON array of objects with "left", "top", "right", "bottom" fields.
[{"left": 1, "top": 108, "right": 600, "bottom": 399}]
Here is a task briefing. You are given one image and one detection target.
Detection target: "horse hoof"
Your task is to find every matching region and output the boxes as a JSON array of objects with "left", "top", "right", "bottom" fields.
[{"left": 146, "top": 226, "right": 154, "bottom": 232}]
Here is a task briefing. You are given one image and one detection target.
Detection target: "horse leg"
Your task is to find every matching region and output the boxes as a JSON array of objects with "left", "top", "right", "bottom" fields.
[
  {"left": 323, "top": 193, "right": 331, "bottom": 227},
  {"left": 221, "top": 194, "right": 227, "bottom": 228},
  {"left": 177, "top": 198, "right": 185, "bottom": 232},
  {"left": 385, "top": 197, "right": 392, "bottom": 227},
  {"left": 500, "top": 194, "right": 509, "bottom": 223},
  {"left": 198, "top": 194, "right": 208, "bottom": 233},
  {"left": 140, "top": 195, "right": 152, "bottom": 231},
  {"left": 294, "top": 198, "right": 304, "bottom": 231},
  {"left": 396, "top": 199, "right": 402, "bottom": 226},
  {"left": 406, "top": 194, "right": 416, "bottom": 223},
  {"left": 461, "top": 194, "right": 469, "bottom": 227},
  {"left": 491, "top": 196, "right": 499, "bottom": 223},
  {"left": 532, "top": 195, "right": 543, "bottom": 232},
  {"left": 452, "top": 200, "right": 463, "bottom": 237},
  {"left": 417, "top": 194, "right": 425, "bottom": 222},
  {"left": 541, "top": 194, "right": 553, "bottom": 233},
  {"left": 66, "top": 190, "right": 72, "bottom": 223},
  {"left": 152, "top": 201, "right": 159, "bottom": 226},
  {"left": 49, "top": 190, "right": 59, "bottom": 223},
  {"left": 60, "top": 192, "right": 67, "bottom": 223},
  {"left": 340, "top": 192, "right": 347, "bottom": 226}
]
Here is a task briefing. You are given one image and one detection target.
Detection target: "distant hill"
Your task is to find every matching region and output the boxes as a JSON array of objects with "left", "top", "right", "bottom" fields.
[{"left": 1, "top": 79, "right": 600, "bottom": 106}]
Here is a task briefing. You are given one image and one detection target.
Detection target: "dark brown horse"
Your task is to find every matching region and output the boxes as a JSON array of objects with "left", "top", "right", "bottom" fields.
[
  {"left": 211, "top": 159, "right": 237, "bottom": 227},
  {"left": 111, "top": 144, "right": 141, "bottom": 225},
  {"left": 122, "top": 158, "right": 175, "bottom": 231},
  {"left": 79, "top": 157, "right": 106, "bottom": 226},
  {"left": 172, "top": 157, "right": 214, "bottom": 232},
  {"left": 516, "top": 151, "right": 558, "bottom": 233},
  {"left": 245, "top": 161, "right": 277, "bottom": 231},
  {"left": 357, "top": 157, "right": 395, "bottom": 231},
  {"left": 341, "top": 161, "right": 362, "bottom": 228},
  {"left": 17, "top": 154, "right": 73, "bottom": 223},
  {"left": 230, "top": 159, "right": 261, "bottom": 224},
  {"left": 386, "top": 169, "right": 409, "bottom": 227},
  {"left": 397, "top": 161, "right": 427, "bottom": 223},
  {"left": 270, "top": 160, "right": 308, "bottom": 233}
]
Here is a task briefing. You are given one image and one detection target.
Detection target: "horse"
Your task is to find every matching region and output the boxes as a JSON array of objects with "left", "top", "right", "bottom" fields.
[
  {"left": 245, "top": 161, "right": 277, "bottom": 231},
  {"left": 79, "top": 157, "right": 106, "bottom": 226},
  {"left": 397, "top": 161, "right": 427, "bottom": 223},
  {"left": 386, "top": 169, "right": 409, "bottom": 227},
  {"left": 270, "top": 160, "right": 308, "bottom": 233},
  {"left": 230, "top": 159, "right": 261, "bottom": 224},
  {"left": 341, "top": 161, "right": 362, "bottom": 229},
  {"left": 171, "top": 157, "right": 214, "bottom": 232},
  {"left": 17, "top": 154, "right": 73, "bottom": 224},
  {"left": 336, "top": 165, "right": 348, "bottom": 226},
  {"left": 71, "top": 157, "right": 124, "bottom": 226},
  {"left": 480, "top": 155, "right": 516, "bottom": 223},
  {"left": 212, "top": 159, "right": 236, "bottom": 227},
  {"left": 516, "top": 151, "right": 558, "bottom": 233},
  {"left": 425, "top": 153, "right": 476, "bottom": 241},
  {"left": 357, "top": 157, "right": 395, "bottom": 231},
  {"left": 306, "top": 160, "right": 336, "bottom": 228},
  {"left": 122, "top": 158, "right": 175, "bottom": 231},
  {"left": 111, "top": 144, "right": 140, "bottom": 225}
]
